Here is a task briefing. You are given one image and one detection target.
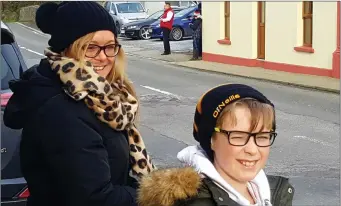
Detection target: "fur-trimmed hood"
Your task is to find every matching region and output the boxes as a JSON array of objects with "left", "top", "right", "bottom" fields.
[{"left": 137, "top": 167, "right": 202, "bottom": 206}]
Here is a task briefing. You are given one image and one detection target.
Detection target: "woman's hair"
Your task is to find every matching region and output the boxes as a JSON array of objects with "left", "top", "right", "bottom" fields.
[
  {"left": 64, "top": 32, "right": 137, "bottom": 99},
  {"left": 63, "top": 32, "right": 140, "bottom": 122},
  {"left": 216, "top": 98, "right": 275, "bottom": 132}
]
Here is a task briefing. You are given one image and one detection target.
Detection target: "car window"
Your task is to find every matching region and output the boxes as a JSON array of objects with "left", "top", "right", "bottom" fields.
[
  {"left": 147, "top": 10, "right": 164, "bottom": 20},
  {"left": 1, "top": 44, "right": 20, "bottom": 90},
  {"left": 116, "top": 3, "right": 145, "bottom": 13},
  {"left": 174, "top": 6, "right": 196, "bottom": 17},
  {"left": 110, "top": 3, "right": 117, "bottom": 15}
]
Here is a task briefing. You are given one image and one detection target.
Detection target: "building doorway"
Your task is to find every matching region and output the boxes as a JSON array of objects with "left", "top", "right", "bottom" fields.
[{"left": 257, "top": 2, "right": 266, "bottom": 59}]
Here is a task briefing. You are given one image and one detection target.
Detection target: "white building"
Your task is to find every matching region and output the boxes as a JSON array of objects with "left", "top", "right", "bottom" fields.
[{"left": 202, "top": 2, "right": 340, "bottom": 78}]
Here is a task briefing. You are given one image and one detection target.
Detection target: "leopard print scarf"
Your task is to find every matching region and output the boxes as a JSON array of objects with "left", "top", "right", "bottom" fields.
[{"left": 44, "top": 48, "right": 156, "bottom": 180}]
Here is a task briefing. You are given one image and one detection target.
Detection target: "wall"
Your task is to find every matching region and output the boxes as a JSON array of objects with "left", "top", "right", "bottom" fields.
[
  {"left": 266, "top": 2, "right": 337, "bottom": 70},
  {"left": 143, "top": 1, "right": 196, "bottom": 15},
  {"left": 142, "top": 2, "right": 164, "bottom": 15},
  {"left": 202, "top": 2, "right": 338, "bottom": 72},
  {"left": 202, "top": 2, "right": 256, "bottom": 59}
]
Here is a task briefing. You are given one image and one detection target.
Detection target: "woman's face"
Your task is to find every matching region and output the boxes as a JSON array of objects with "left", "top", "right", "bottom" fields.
[
  {"left": 211, "top": 107, "right": 271, "bottom": 184},
  {"left": 85, "top": 30, "right": 117, "bottom": 78}
]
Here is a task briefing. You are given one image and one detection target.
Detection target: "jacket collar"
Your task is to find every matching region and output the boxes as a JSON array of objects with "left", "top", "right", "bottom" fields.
[
  {"left": 164, "top": 7, "right": 173, "bottom": 12},
  {"left": 137, "top": 167, "right": 202, "bottom": 206}
]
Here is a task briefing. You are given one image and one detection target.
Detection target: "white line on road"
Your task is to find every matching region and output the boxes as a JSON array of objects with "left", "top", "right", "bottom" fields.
[
  {"left": 18, "top": 45, "right": 45, "bottom": 57},
  {"left": 293, "top": 135, "right": 337, "bottom": 148},
  {"left": 16, "top": 22, "right": 49, "bottom": 37},
  {"left": 140, "top": 85, "right": 181, "bottom": 98}
]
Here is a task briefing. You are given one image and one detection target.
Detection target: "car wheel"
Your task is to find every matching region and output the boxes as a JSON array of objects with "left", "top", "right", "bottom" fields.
[
  {"left": 170, "top": 27, "right": 183, "bottom": 41},
  {"left": 139, "top": 27, "right": 151, "bottom": 40}
]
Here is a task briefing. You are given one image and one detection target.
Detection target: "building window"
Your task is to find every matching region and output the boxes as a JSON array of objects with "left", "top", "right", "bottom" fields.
[
  {"left": 224, "top": 1, "right": 230, "bottom": 40},
  {"left": 303, "top": 2, "right": 313, "bottom": 47}
]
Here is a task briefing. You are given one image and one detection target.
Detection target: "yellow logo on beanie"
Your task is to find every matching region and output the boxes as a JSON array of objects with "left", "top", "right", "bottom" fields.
[{"left": 213, "top": 94, "right": 240, "bottom": 118}]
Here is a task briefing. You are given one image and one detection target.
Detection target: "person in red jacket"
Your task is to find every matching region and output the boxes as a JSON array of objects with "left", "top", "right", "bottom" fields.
[{"left": 160, "top": 2, "right": 174, "bottom": 55}]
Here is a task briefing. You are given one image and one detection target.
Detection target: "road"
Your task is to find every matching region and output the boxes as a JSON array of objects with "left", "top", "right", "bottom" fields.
[
  {"left": 118, "top": 36, "right": 193, "bottom": 53},
  {"left": 8, "top": 22, "right": 340, "bottom": 206}
]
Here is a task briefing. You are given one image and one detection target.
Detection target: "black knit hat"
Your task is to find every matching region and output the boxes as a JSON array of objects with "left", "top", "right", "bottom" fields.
[
  {"left": 193, "top": 84, "right": 275, "bottom": 161},
  {"left": 35, "top": 1, "right": 117, "bottom": 53}
]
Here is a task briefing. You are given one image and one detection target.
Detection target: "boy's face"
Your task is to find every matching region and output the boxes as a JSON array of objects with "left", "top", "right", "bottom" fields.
[{"left": 211, "top": 107, "right": 271, "bottom": 184}]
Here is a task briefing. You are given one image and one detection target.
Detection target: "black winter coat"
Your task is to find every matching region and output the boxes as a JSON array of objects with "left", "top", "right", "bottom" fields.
[
  {"left": 4, "top": 59, "right": 138, "bottom": 206},
  {"left": 190, "top": 18, "right": 202, "bottom": 39}
]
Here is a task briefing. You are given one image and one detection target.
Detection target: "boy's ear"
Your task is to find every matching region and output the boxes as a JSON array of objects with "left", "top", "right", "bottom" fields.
[{"left": 210, "top": 136, "right": 215, "bottom": 151}]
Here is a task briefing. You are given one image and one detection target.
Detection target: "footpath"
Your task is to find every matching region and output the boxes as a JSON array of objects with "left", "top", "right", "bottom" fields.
[
  {"left": 124, "top": 48, "right": 340, "bottom": 94},
  {"left": 21, "top": 21, "right": 340, "bottom": 93}
]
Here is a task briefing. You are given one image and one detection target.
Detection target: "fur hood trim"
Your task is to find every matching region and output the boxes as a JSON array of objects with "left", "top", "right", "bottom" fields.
[{"left": 137, "top": 167, "right": 202, "bottom": 206}]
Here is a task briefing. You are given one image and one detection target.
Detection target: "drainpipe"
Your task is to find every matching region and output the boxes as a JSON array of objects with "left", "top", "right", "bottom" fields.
[{"left": 332, "top": 1, "right": 340, "bottom": 78}]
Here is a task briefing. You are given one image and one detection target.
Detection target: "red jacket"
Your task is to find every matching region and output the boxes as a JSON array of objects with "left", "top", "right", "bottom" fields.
[{"left": 160, "top": 8, "right": 174, "bottom": 30}]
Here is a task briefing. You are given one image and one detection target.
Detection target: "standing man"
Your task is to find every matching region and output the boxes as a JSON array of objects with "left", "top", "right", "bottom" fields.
[{"left": 160, "top": 2, "right": 174, "bottom": 55}]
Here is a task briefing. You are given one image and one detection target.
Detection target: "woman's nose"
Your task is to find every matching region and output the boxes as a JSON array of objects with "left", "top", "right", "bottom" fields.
[{"left": 96, "top": 49, "right": 107, "bottom": 61}]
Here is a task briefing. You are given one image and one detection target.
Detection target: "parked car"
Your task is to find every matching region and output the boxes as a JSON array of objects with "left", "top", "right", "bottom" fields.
[
  {"left": 1, "top": 21, "right": 29, "bottom": 205},
  {"left": 149, "top": 5, "right": 198, "bottom": 41},
  {"left": 121, "top": 8, "right": 183, "bottom": 40},
  {"left": 104, "top": 1, "right": 149, "bottom": 34}
]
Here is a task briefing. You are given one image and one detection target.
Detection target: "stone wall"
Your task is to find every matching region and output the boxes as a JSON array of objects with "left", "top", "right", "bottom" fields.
[
  {"left": 2, "top": 1, "right": 104, "bottom": 22},
  {"left": 19, "top": 5, "right": 39, "bottom": 22}
]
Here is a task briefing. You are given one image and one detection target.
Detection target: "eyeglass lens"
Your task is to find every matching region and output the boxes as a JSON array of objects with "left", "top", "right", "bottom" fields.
[
  {"left": 228, "top": 131, "right": 275, "bottom": 146},
  {"left": 86, "top": 44, "right": 120, "bottom": 58}
]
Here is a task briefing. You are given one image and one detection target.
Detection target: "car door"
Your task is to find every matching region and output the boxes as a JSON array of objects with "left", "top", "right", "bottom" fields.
[{"left": 1, "top": 22, "right": 29, "bottom": 204}]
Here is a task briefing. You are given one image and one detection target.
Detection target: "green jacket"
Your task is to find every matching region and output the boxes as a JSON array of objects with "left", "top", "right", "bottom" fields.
[{"left": 137, "top": 167, "right": 294, "bottom": 206}]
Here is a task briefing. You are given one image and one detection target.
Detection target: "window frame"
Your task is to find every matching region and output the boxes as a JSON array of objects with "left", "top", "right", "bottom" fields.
[
  {"left": 224, "top": 1, "right": 230, "bottom": 40},
  {"left": 302, "top": 1, "right": 313, "bottom": 47}
]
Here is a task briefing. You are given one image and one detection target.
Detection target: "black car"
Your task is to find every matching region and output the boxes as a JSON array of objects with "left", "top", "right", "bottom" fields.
[
  {"left": 1, "top": 21, "right": 29, "bottom": 205},
  {"left": 120, "top": 8, "right": 183, "bottom": 40}
]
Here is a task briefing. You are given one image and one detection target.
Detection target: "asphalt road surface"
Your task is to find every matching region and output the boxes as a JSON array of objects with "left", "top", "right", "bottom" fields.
[{"left": 8, "top": 22, "right": 340, "bottom": 206}]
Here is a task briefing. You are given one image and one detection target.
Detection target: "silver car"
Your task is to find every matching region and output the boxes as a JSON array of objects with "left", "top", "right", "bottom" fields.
[{"left": 104, "top": 1, "right": 149, "bottom": 34}]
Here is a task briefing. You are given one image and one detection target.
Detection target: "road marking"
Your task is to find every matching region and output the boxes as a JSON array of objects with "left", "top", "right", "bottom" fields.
[
  {"left": 140, "top": 85, "right": 181, "bottom": 98},
  {"left": 18, "top": 45, "right": 44, "bottom": 57},
  {"left": 15, "top": 22, "right": 49, "bottom": 37},
  {"left": 293, "top": 135, "right": 337, "bottom": 148}
]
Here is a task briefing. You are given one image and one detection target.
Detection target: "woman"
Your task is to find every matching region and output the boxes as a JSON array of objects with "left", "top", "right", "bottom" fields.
[
  {"left": 4, "top": 2, "right": 155, "bottom": 206},
  {"left": 137, "top": 84, "right": 295, "bottom": 206}
]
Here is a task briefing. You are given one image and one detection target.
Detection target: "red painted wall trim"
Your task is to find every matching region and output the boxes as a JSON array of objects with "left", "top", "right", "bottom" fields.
[
  {"left": 202, "top": 52, "right": 334, "bottom": 78},
  {"left": 332, "top": 1, "right": 340, "bottom": 78}
]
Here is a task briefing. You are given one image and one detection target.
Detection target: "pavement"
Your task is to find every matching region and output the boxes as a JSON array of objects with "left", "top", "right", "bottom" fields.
[
  {"left": 8, "top": 22, "right": 341, "bottom": 206},
  {"left": 125, "top": 49, "right": 339, "bottom": 93}
]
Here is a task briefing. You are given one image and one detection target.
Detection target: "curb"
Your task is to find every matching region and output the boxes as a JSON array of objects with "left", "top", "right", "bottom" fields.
[
  {"left": 127, "top": 52, "right": 339, "bottom": 94},
  {"left": 171, "top": 62, "right": 340, "bottom": 94},
  {"left": 126, "top": 51, "right": 192, "bottom": 63}
]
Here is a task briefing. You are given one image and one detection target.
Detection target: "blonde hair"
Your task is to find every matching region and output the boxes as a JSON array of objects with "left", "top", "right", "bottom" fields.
[
  {"left": 63, "top": 32, "right": 140, "bottom": 122},
  {"left": 216, "top": 98, "right": 275, "bottom": 132},
  {"left": 64, "top": 32, "right": 137, "bottom": 99}
]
